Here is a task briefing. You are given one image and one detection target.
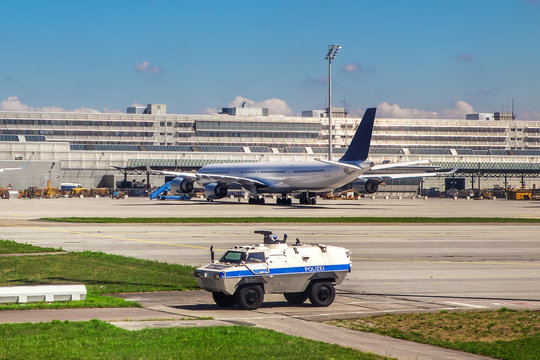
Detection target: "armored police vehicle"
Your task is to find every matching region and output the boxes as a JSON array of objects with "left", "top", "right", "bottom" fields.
[{"left": 194, "top": 230, "right": 351, "bottom": 310}]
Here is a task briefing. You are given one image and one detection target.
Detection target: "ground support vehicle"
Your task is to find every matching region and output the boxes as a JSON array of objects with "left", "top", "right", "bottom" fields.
[{"left": 194, "top": 231, "right": 351, "bottom": 310}]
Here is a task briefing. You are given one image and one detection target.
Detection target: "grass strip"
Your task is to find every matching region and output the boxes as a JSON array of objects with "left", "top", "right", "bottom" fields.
[
  {"left": 0, "top": 295, "right": 135, "bottom": 311},
  {"left": 0, "top": 239, "right": 61, "bottom": 254},
  {"left": 0, "top": 320, "right": 386, "bottom": 360},
  {"left": 329, "top": 308, "right": 540, "bottom": 360},
  {"left": 0, "top": 250, "right": 198, "bottom": 311},
  {"left": 40, "top": 216, "right": 540, "bottom": 224}
]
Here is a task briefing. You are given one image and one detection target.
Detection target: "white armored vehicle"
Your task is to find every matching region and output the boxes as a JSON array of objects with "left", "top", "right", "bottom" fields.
[{"left": 194, "top": 230, "right": 351, "bottom": 310}]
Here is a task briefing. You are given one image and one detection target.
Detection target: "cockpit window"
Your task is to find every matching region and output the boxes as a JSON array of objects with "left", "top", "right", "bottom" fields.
[
  {"left": 246, "top": 252, "right": 265, "bottom": 263},
  {"left": 220, "top": 251, "right": 245, "bottom": 264}
]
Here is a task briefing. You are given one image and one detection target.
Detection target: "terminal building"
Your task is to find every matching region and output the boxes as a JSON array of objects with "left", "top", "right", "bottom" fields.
[{"left": 1, "top": 103, "right": 539, "bottom": 195}]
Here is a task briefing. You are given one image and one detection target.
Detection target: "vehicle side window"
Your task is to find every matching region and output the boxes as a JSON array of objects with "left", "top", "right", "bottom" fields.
[{"left": 246, "top": 252, "right": 265, "bottom": 263}]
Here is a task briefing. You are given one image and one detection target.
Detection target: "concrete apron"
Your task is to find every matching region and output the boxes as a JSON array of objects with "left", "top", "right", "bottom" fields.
[{"left": 1, "top": 291, "right": 496, "bottom": 360}]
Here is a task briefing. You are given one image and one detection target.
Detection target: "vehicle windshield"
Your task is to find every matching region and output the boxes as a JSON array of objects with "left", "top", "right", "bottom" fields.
[
  {"left": 220, "top": 251, "right": 266, "bottom": 264},
  {"left": 220, "top": 251, "right": 246, "bottom": 264}
]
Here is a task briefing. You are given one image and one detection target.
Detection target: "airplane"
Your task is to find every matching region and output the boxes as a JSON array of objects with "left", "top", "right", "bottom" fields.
[
  {"left": 0, "top": 167, "right": 22, "bottom": 173},
  {"left": 0, "top": 165, "right": 24, "bottom": 173},
  {"left": 148, "top": 107, "right": 456, "bottom": 205}
]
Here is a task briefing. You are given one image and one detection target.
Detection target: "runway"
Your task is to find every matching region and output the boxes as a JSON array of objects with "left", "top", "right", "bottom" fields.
[{"left": 2, "top": 216, "right": 539, "bottom": 305}]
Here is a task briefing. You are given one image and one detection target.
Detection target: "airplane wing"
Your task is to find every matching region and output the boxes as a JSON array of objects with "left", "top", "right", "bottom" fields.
[
  {"left": 315, "top": 158, "right": 366, "bottom": 171},
  {"left": 360, "top": 167, "right": 459, "bottom": 182},
  {"left": 146, "top": 165, "right": 265, "bottom": 186},
  {"left": 196, "top": 173, "right": 266, "bottom": 186},
  {"left": 370, "top": 160, "right": 430, "bottom": 170}
]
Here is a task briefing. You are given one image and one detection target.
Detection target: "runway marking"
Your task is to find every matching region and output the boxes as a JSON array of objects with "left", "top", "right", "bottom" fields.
[
  {"left": 352, "top": 257, "right": 540, "bottom": 267},
  {"left": 2, "top": 223, "right": 211, "bottom": 250},
  {"left": 445, "top": 302, "right": 486, "bottom": 309}
]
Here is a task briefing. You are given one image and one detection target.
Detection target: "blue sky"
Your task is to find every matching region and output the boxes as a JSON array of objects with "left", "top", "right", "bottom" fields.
[{"left": 1, "top": 0, "right": 539, "bottom": 119}]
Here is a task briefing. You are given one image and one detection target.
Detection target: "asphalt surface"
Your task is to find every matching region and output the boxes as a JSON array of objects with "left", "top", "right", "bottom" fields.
[{"left": 1, "top": 197, "right": 539, "bottom": 359}]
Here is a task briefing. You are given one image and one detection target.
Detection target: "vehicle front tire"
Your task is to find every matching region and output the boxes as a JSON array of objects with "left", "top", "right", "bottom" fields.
[
  {"left": 284, "top": 291, "right": 308, "bottom": 304},
  {"left": 236, "top": 285, "right": 264, "bottom": 310},
  {"left": 212, "top": 292, "right": 236, "bottom": 307},
  {"left": 308, "top": 281, "right": 335, "bottom": 307}
]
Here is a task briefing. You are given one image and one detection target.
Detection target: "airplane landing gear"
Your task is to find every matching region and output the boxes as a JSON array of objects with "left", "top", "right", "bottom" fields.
[
  {"left": 248, "top": 197, "right": 265, "bottom": 205},
  {"left": 276, "top": 197, "right": 292, "bottom": 206},
  {"left": 299, "top": 193, "right": 317, "bottom": 205}
]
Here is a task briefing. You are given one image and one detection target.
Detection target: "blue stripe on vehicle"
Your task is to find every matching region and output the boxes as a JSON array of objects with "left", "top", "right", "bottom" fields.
[{"left": 221, "top": 263, "right": 351, "bottom": 278}]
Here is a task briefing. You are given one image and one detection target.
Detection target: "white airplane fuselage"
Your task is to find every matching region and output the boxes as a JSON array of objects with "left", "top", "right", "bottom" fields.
[{"left": 199, "top": 160, "right": 371, "bottom": 194}]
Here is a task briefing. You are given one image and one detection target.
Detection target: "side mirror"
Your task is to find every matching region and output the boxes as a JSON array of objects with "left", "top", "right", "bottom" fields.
[{"left": 210, "top": 245, "right": 215, "bottom": 263}]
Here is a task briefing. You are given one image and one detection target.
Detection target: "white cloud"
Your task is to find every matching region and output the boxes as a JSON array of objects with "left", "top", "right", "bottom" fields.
[
  {"left": 72, "top": 106, "right": 101, "bottom": 113},
  {"left": 519, "top": 111, "right": 540, "bottom": 120},
  {"left": 135, "top": 61, "right": 161, "bottom": 74},
  {"left": 0, "top": 96, "right": 33, "bottom": 111},
  {"left": 372, "top": 100, "right": 475, "bottom": 119},
  {"left": 342, "top": 62, "right": 375, "bottom": 73},
  {"left": 343, "top": 63, "right": 359, "bottom": 72},
  {"left": 204, "top": 107, "right": 219, "bottom": 114},
  {"left": 0, "top": 96, "right": 101, "bottom": 113},
  {"left": 228, "top": 96, "right": 294, "bottom": 116}
]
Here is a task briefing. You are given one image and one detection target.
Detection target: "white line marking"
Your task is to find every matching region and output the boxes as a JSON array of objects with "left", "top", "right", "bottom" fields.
[{"left": 446, "top": 302, "right": 486, "bottom": 309}]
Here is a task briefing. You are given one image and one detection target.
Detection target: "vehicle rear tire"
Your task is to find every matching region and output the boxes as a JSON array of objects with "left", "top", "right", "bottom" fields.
[
  {"left": 284, "top": 291, "right": 308, "bottom": 304},
  {"left": 308, "top": 281, "right": 335, "bottom": 307},
  {"left": 236, "top": 285, "right": 264, "bottom": 310},
  {"left": 212, "top": 292, "right": 236, "bottom": 307}
]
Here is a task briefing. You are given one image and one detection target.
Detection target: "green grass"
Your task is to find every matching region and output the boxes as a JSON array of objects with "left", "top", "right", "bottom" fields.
[
  {"left": 0, "top": 239, "right": 61, "bottom": 254},
  {"left": 0, "top": 320, "right": 387, "bottom": 360},
  {"left": 0, "top": 295, "right": 134, "bottom": 311},
  {"left": 40, "top": 216, "right": 540, "bottom": 224},
  {"left": 329, "top": 309, "right": 540, "bottom": 360},
  {"left": 0, "top": 249, "right": 198, "bottom": 310}
]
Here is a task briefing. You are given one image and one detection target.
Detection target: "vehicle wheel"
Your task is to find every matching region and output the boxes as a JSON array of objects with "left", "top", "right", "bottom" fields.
[
  {"left": 236, "top": 285, "right": 264, "bottom": 310},
  {"left": 284, "top": 291, "right": 308, "bottom": 304},
  {"left": 310, "top": 197, "right": 317, "bottom": 205},
  {"left": 308, "top": 281, "right": 335, "bottom": 307},
  {"left": 286, "top": 198, "right": 292, "bottom": 205},
  {"left": 258, "top": 197, "right": 265, "bottom": 205},
  {"left": 212, "top": 292, "right": 236, "bottom": 307}
]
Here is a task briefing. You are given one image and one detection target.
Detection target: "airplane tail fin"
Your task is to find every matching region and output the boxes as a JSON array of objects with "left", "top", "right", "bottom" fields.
[{"left": 339, "top": 107, "right": 376, "bottom": 162}]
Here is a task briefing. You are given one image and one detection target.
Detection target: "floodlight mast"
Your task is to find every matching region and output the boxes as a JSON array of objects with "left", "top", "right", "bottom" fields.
[{"left": 325, "top": 44, "right": 341, "bottom": 161}]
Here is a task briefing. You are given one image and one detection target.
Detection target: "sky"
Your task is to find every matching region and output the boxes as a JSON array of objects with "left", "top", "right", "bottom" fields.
[{"left": 1, "top": 0, "right": 539, "bottom": 119}]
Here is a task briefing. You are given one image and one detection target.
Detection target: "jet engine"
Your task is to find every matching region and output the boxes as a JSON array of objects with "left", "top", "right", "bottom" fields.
[
  {"left": 364, "top": 179, "right": 379, "bottom": 194},
  {"left": 354, "top": 179, "right": 381, "bottom": 194},
  {"left": 170, "top": 178, "right": 194, "bottom": 194},
  {"left": 204, "top": 183, "right": 228, "bottom": 200}
]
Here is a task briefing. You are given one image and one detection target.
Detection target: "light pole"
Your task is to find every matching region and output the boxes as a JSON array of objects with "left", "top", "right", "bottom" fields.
[{"left": 325, "top": 44, "right": 341, "bottom": 161}]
